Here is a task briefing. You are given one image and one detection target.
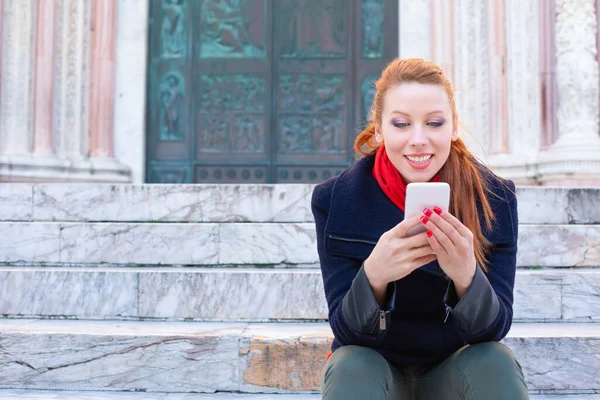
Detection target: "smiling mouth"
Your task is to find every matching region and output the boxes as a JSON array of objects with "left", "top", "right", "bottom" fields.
[{"left": 405, "top": 155, "right": 433, "bottom": 165}]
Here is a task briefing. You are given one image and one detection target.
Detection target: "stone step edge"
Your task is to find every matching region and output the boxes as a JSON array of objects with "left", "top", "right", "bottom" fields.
[
  {"left": 0, "top": 390, "right": 598, "bottom": 400},
  {"left": 0, "top": 319, "right": 598, "bottom": 338},
  {"left": 1, "top": 265, "right": 599, "bottom": 273}
]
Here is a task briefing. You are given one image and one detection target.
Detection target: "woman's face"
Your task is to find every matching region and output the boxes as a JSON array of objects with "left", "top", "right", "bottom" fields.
[{"left": 375, "top": 82, "right": 458, "bottom": 183}]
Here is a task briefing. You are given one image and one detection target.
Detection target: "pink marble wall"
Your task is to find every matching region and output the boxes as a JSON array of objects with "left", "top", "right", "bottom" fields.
[
  {"left": 488, "top": 0, "right": 509, "bottom": 155},
  {"left": 88, "top": 0, "right": 117, "bottom": 158},
  {"left": 33, "top": 0, "right": 55, "bottom": 155},
  {"left": 540, "top": 0, "right": 559, "bottom": 150},
  {"left": 430, "top": 0, "right": 455, "bottom": 84}
]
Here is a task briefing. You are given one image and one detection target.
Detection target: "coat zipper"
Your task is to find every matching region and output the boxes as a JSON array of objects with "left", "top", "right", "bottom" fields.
[
  {"left": 328, "top": 234, "right": 377, "bottom": 246},
  {"left": 379, "top": 310, "right": 387, "bottom": 330},
  {"left": 444, "top": 305, "right": 452, "bottom": 323}
]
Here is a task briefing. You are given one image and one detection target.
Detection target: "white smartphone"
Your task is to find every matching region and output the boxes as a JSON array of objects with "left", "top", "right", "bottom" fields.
[{"left": 404, "top": 182, "right": 451, "bottom": 237}]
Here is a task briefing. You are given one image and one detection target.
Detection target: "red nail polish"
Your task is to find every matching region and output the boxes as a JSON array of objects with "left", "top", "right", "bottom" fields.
[
  {"left": 427, "top": 230, "right": 433, "bottom": 238},
  {"left": 423, "top": 208, "right": 433, "bottom": 217},
  {"left": 434, "top": 207, "right": 443, "bottom": 215},
  {"left": 421, "top": 216, "right": 429, "bottom": 224}
]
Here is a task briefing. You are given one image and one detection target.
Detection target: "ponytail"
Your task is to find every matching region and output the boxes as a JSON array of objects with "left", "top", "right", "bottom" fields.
[{"left": 354, "top": 123, "right": 381, "bottom": 156}]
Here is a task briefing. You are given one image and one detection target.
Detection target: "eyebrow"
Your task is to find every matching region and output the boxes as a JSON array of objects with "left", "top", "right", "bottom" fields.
[{"left": 390, "top": 110, "right": 445, "bottom": 117}]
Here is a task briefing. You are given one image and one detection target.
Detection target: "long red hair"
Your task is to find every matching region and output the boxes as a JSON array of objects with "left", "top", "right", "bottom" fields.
[{"left": 355, "top": 58, "right": 496, "bottom": 271}]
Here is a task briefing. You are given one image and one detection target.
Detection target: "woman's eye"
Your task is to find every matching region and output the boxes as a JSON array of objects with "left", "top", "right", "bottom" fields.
[
  {"left": 428, "top": 121, "right": 444, "bottom": 127},
  {"left": 392, "top": 122, "right": 409, "bottom": 128}
]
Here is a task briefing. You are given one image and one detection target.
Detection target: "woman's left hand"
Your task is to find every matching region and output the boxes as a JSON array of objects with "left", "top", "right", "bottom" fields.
[{"left": 420, "top": 207, "right": 477, "bottom": 298}]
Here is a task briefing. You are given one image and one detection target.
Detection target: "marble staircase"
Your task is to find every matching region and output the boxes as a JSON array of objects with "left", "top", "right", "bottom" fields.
[{"left": 0, "top": 184, "right": 599, "bottom": 399}]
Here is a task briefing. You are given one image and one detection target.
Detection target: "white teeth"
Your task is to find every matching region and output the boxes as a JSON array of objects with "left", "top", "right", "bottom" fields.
[{"left": 406, "top": 155, "right": 432, "bottom": 164}]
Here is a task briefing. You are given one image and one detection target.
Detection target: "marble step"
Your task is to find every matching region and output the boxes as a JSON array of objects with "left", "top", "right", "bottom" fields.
[
  {"left": 0, "top": 391, "right": 320, "bottom": 400},
  {"left": 1, "top": 221, "right": 600, "bottom": 267},
  {"left": 0, "top": 390, "right": 598, "bottom": 400},
  {"left": 1, "top": 267, "right": 598, "bottom": 322},
  {"left": 2, "top": 184, "right": 599, "bottom": 225},
  {"left": 0, "top": 320, "right": 598, "bottom": 394}
]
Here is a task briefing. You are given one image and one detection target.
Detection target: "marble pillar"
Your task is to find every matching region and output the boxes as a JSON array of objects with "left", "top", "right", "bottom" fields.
[
  {"left": 487, "top": 0, "right": 509, "bottom": 155},
  {"left": 33, "top": 0, "right": 55, "bottom": 156},
  {"left": 0, "top": 0, "right": 35, "bottom": 156},
  {"left": 430, "top": 0, "right": 455, "bottom": 83},
  {"left": 89, "top": 0, "right": 117, "bottom": 158},
  {"left": 487, "top": 0, "right": 542, "bottom": 184},
  {"left": 114, "top": 0, "right": 150, "bottom": 183},
  {"left": 537, "top": 0, "right": 600, "bottom": 186},
  {"left": 453, "top": 0, "right": 490, "bottom": 159},
  {"left": 54, "top": 0, "right": 89, "bottom": 160},
  {"left": 87, "top": 0, "right": 131, "bottom": 181},
  {"left": 398, "top": 0, "right": 431, "bottom": 60}
]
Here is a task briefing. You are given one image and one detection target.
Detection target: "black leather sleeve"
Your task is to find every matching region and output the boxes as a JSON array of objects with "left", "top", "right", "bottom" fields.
[
  {"left": 342, "top": 263, "right": 396, "bottom": 335},
  {"left": 444, "top": 265, "right": 500, "bottom": 336}
]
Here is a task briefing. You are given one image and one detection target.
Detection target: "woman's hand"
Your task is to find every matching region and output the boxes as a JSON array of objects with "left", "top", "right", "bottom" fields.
[
  {"left": 364, "top": 214, "right": 438, "bottom": 293},
  {"left": 420, "top": 207, "right": 477, "bottom": 298}
]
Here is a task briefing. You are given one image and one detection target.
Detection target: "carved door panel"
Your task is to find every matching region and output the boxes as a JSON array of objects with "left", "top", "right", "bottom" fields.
[{"left": 146, "top": 0, "right": 397, "bottom": 183}]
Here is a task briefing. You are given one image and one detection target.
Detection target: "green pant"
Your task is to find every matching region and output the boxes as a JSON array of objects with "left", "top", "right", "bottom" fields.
[{"left": 321, "top": 342, "right": 529, "bottom": 400}]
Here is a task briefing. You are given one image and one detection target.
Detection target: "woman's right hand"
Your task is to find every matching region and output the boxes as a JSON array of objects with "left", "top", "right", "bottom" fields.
[{"left": 364, "top": 214, "right": 438, "bottom": 292}]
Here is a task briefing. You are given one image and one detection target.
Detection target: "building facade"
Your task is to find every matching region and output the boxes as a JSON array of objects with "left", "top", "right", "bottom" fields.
[{"left": 0, "top": 0, "right": 599, "bottom": 185}]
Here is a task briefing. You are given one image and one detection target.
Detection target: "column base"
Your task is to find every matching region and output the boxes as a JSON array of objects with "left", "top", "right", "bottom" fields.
[
  {"left": 536, "top": 142, "right": 600, "bottom": 187},
  {"left": 486, "top": 154, "right": 540, "bottom": 185},
  {"left": 0, "top": 154, "right": 132, "bottom": 183}
]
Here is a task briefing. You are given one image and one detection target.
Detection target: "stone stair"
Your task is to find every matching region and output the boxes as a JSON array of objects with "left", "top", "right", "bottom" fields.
[{"left": 0, "top": 184, "right": 599, "bottom": 399}]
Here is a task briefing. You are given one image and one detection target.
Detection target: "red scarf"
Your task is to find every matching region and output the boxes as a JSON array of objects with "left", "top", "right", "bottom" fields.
[{"left": 372, "top": 144, "right": 440, "bottom": 211}]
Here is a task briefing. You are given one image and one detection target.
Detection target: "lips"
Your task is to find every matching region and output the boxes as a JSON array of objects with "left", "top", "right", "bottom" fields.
[{"left": 405, "top": 154, "right": 434, "bottom": 170}]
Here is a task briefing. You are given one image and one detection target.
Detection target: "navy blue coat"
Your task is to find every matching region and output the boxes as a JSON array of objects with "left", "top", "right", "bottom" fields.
[{"left": 311, "top": 155, "right": 518, "bottom": 367}]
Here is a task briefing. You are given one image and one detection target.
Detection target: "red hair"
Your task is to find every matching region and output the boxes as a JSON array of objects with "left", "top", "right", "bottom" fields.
[{"left": 355, "top": 58, "right": 496, "bottom": 271}]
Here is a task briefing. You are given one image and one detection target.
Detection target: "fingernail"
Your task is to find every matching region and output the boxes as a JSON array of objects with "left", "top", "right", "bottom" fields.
[
  {"left": 420, "top": 216, "right": 429, "bottom": 224},
  {"left": 427, "top": 230, "right": 433, "bottom": 238},
  {"left": 434, "top": 207, "right": 443, "bottom": 215},
  {"left": 423, "top": 208, "right": 433, "bottom": 217}
]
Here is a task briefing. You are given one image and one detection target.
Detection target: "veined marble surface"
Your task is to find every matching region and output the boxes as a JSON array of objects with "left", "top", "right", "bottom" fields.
[
  {"left": 219, "top": 223, "right": 318, "bottom": 265},
  {"left": 59, "top": 223, "right": 219, "bottom": 264},
  {"left": 0, "top": 184, "right": 593, "bottom": 225},
  {"left": 138, "top": 269, "right": 327, "bottom": 320},
  {"left": 518, "top": 225, "right": 600, "bottom": 267},
  {"left": 32, "top": 184, "right": 315, "bottom": 223},
  {"left": 0, "top": 268, "right": 597, "bottom": 322},
  {"left": 0, "top": 221, "right": 592, "bottom": 267},
  {"left": 0, "top": 390, "right": 323, "bottom": 399},
  {"left": 0, "top": 325, "right": 241, "bottom": 392},
  {"left": 562, "top": 272, "right": 600, "bottom": 320},
  {"left": 0, "top": 320, "right": 597, "bottom": 392},
  {"left": 0, "top": 223, "right": 60, "bottom": 262},
  {"left": 0, "top": 184, "right": 33, "bottom": 220},
  {"left": 0, "top": 269, "right": 137, "bottom": 318},
  {"left": 513, "top": 272, "right": 562, "bottom": 320}
]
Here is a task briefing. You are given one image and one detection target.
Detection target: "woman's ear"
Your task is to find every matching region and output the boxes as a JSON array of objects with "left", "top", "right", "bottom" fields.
[
  {"left": 451, "top": 123, "right": 459, "bottom": 141},
  {"left": 374, "top": 126, "right": 383, "bottom": 143}
]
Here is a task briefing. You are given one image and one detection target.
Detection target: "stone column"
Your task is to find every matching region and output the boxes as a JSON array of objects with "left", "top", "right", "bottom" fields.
[
  {"left": 87, "top": 0, "right": 131, "bottom": 182},
  {"left": 537, "top": 0, "right": 600, "bottom": 186},
  {"left": 0, "top": 0, "right": 35, "bottom": 156},
  {"left": 453, "top": 0, "right": 490, "bottom": 159},
  {"left": 430, "top": 0, "right": 455, "bottom": 83},
  {"left": 33, "top": 0, "right": 55, "bottom": 156},
  {"left": 487, "top": 0, "right": 542, "bottom": 184},
  {"left": 54, "top": 0, "right": 90, "bottom": 160},
  {"left": 89, "top": 0, "right": 117, "bottom": 158},
  {"left": 114, "top": 0, "right": 150, "bottom": 183},
  {"left": 398, "top": 0, "right": 431, "bottom": 60},
  {"left": 487, "top": 0, "right": 508, "bottom": 155}
]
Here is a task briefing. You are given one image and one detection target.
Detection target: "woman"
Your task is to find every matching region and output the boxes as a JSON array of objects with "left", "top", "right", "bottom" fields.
[{"left": 311, "top": 58, "right": 529, "bottom": 399}]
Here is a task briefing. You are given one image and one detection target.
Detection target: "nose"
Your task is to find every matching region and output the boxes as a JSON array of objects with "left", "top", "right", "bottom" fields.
[{"left": 408, "top": 125, "right": 428, "bottom": 147}]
